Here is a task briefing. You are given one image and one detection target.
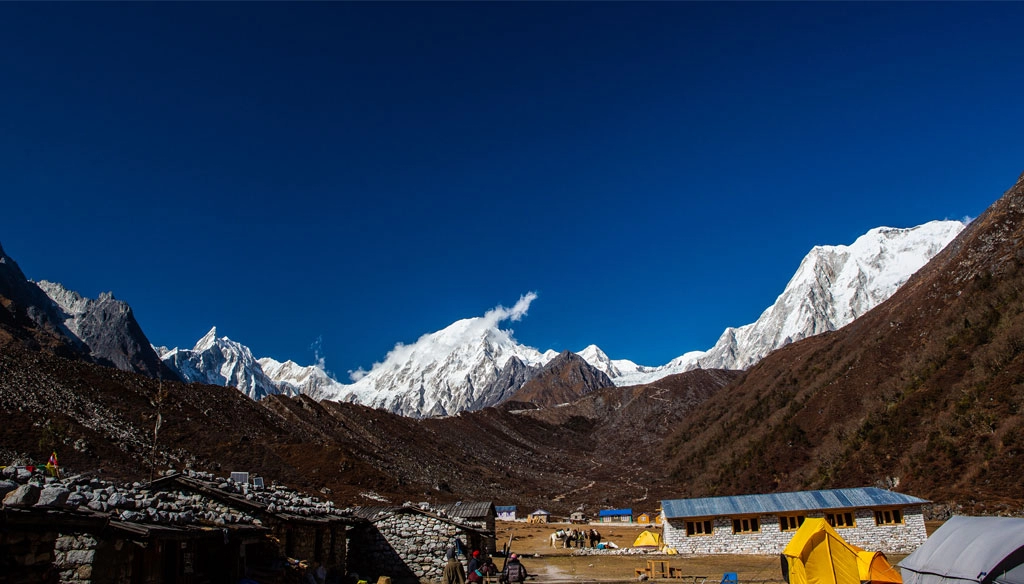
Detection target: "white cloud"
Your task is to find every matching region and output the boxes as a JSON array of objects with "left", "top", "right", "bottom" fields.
[{"left": 481, "top": 292, "right": 537, "bottom": 328}]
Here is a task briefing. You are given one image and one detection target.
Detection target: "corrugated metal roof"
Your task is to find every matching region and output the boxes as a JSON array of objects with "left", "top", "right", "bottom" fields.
[
  {"left": 495, "top": 506, "right": 516, "bottom": 512},
  {"left": 599, "top": 509, "right": 633, "bottom": 516},
  {"left": 434, "top": 502, "right": 495, "bottom": 520},
  {"left": 530, "top": 509, "right": 551, "bottom": 515},
  {"left": 661, "top": 488, "right": 929, "bottom": 519}
]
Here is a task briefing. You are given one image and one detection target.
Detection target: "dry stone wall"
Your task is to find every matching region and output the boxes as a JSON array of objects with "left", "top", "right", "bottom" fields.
[{"left": 353, "top": 511, "right": 474, "bottom": 584}]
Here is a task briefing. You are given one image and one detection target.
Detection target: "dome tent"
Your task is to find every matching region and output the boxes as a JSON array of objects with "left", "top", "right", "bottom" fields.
[
  {"left": 782, "top": 518, "right": 901, "bottom": 584},
  {"left": 633, "top": 530, "right": 663, "bottom": 547},
  {"left": 899, "top": 516, "right": 1024, "bottom": 584}
]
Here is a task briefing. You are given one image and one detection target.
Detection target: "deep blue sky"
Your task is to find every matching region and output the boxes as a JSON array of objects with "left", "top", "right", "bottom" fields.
[{"left": 1, "top": 3, "right": 1021, "bottom": 377}]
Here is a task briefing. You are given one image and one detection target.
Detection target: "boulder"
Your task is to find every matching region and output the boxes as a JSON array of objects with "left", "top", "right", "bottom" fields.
[
  {"left": 0, "top": 479, "right": 18, "bottom": 497},
  {"left": 3, "top": 484, "right": 41, "bottom": 507},
  {"left": 35, "top": 486, "right": 71, "bottom": 507}
]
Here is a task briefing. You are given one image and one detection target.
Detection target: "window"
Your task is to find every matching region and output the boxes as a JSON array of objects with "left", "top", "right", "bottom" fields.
[
  {"left": 779, "top": 515, "right": 805, "bottom": 532},
  {"left": 732, "top": 517, "right": 760, "bottom": 534},
  {"left": 826, "top": 512, "right": 855, "bottom": 528},
  {"left": 874, "top": 509, "right": 903, "bottom": 526},
  {"left": 686, "top": 519, "right": 714, "bottom": 536}
]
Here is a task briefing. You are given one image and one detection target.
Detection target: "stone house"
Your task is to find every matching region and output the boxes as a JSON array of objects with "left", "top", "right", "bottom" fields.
[
  {"left": 661, "top": 487, "right": 929, "bottom": 555},
  {"left": 433, "top": 502, "right": 496, "bottom": 555},
  {"left": 598, "top": 508, "right": 633, "bottom": 523},
  {"left": 349, "top": 505, "right": 493, "bottom": 584},
  {"left": 1, "top": 468, "right": 361, "bottom": 584},
  {"left": 495, "top": 506, "right": 516, "bottom": 521},
  {"left": 569, "top": 511, "right": 587, "bottom": 524}
]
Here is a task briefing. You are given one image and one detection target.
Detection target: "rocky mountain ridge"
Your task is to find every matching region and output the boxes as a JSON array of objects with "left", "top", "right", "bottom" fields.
[{"left": 152, "top": 220, "right": 963, "bottom": 416}]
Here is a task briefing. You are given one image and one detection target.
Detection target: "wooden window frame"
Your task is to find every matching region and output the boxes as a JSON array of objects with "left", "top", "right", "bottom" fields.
[
  {"left": 874, "top": 508, "right": 904, "bottom": 526},
  {"left": 779, "top": 514, "right": 805, "bottom": 532},
  {"left": 732, "top": 516, "right": 760, "bottom": 534},
  {"left": 826, "top": 511, "right": 856, "bottom": 528},
  {"left": 685, "top": 519, "right": 714, "bottom": 536}
]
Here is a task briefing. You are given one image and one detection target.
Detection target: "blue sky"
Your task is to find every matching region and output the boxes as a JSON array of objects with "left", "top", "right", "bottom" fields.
[{"left": 1, "top": 3, "right": 1021, "bottom": 377}]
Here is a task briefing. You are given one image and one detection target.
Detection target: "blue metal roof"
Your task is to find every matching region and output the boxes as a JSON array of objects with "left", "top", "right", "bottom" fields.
[
  {"left": 599, "top": 509, "right": 633, "bottom": 516},
  {"left": 661, "top": 488, "right": 929, "bottom": 519},
  {"left": 495, "top": 506, "right": 516, "bottom": 512}
]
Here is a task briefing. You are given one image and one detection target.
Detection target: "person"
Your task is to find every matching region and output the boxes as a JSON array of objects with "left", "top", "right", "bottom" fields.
[
  {"left": 467, "top": 550, "right": 484, "bottom": 583},
  {"left": 501, "top": 553, "right": 527, "bottom": 584},
  {"left": 312, "top": 561, "right": 327, "bottom": 584},
  {"left": 442, "top": 545, "right": 467, "bottom": 584}
]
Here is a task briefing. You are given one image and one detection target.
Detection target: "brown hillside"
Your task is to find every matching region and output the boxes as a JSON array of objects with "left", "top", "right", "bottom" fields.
[
  {"left": 510, "top": 350, "right": 614, "bottom": 407},
  {"left": 661, "top": 171, "right": 1024, "bottom": 515}
]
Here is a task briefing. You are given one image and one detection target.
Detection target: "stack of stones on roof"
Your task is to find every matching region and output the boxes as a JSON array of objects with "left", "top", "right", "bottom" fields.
[{"left": 1, "top": 464, "right": 357, "bottom": 584}]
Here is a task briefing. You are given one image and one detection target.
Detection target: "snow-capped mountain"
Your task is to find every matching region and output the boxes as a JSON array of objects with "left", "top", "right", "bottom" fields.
[
  {"left": 608, "top": 219, "right": 966, "bottom": 385},
  {"left": 258, "top": 357, "right": 343, "bottom": 402},
  {"left": 159, "top": 219, "right": 966, "bottom": 417},
  {"left": 332, "top": 293, "right": 558, "bottom": 417},
  {"left": 157, "top": 327, "right": 289, "bottom": 400}
]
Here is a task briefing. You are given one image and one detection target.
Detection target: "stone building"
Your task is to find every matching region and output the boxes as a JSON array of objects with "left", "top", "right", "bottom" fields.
[
  {"left": 1, "top": 467, "right": 361, "bottom": 583},
  {"left": 661, "top": 487, "right": 929, "bottom": 555},
  {"left": 433, "top": 502, "right": 496, "bottom": 555},
  {"left": 495, "top": 506, "right": 516, "bottom": 521},
  {"left": 598, "top": 508, "right": 633, "bottom": 523},
  {"left": 349, "top": 505, "right": 493, "bottom": 584}
]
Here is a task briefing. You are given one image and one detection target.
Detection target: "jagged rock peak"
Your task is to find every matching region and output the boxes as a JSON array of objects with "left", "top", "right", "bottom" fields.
[{"left": 35, "top": 280, "right": 175, "bottom": 380}]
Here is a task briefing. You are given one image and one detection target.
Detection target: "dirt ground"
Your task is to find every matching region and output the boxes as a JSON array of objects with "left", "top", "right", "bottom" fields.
[{"left": 493, "top": 522, "right": 786, "bottom": 584}]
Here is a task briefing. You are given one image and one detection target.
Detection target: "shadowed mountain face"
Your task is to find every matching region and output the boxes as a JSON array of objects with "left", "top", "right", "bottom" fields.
[
  {"left": 36, "top": 280, "right": 177, "bottom": 381},
  {"left": 0, "top": 243, "right": 85, "bottom": 356},
  {"left": 660, "top": 171, "right": 1024, "bottom": 514},
  {"left": 510, "top": 350, "right": 614, "bottom": 407},
  {"left": 0, "top": 244, "right": 176, "bottom": 380}
]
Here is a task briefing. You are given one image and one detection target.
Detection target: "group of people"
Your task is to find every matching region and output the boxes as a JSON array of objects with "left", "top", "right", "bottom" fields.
[
  {"left": 442, "top": 543, "right": 527, "bottom": 584},
  {"left": 553, "top": 528, "right": 602, "bottom": 549}
]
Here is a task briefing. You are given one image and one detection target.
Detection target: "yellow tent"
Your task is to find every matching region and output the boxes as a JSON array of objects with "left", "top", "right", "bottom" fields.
[
  {"left": 633, "top": 530, "right": 663, "bottom": 547},
  {"left": 782, "top": 519, "right": 901, "bottom": 584}
]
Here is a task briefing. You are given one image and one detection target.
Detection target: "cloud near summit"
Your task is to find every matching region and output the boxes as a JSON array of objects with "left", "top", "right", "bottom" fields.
[
  {"left": 481, "top": 292, "right": 537, "bottom": 328},
  {"left": 347, "top": 292, "right": 538, "bottom": 382}
]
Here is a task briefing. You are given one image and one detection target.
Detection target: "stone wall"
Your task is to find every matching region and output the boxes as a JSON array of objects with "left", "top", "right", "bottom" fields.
[
  {"left": 0, "top": 528, "right": 58, "bottom": 584},
  {"left": 663, "top": 506, "right": 928, "bottom": 555},
  {"left": 272, "top": 522, "right": 347, "bottom": 574},
  {"left": 350, "top": 511, "right": 474, "bottom": 584}
]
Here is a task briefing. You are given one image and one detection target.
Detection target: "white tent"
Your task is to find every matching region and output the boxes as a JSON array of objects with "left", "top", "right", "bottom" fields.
[{"left": 899, "top": 516, "right": 1024, "bottom": 584}]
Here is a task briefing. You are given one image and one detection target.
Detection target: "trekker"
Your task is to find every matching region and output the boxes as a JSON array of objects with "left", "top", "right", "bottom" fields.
[
  {"left": 501, "top": 553, "right": 528, "bottom": 584},
  {"left": 467, "top": 550, "right": 484, "bottom": 584},
  {"left": 442, "top": 545, "right": 467, "bottom": 584}
]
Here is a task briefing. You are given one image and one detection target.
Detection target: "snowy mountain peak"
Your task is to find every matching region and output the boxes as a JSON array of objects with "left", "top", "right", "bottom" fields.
[
  {"left": 609, "top": 219, "right": 967, "bottom": 385},
  {"left": 161, "top": 327, "right": 286, "bottom": 400},
  {"left": 195, "top": 326, "right": 219, "bottom": 352},
  {"left": 159, "top": 220, "right": 966, "bottom": 417}
]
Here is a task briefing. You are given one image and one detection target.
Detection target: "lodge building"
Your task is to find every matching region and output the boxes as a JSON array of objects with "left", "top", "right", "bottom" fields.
[{"left": 661, "top": 487, "right": 929, "bottom": 555}]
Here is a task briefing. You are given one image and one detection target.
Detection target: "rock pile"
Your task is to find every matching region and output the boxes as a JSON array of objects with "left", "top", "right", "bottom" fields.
[{"left": 0, "top": 465, "right": 349, "bottom": 527}]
